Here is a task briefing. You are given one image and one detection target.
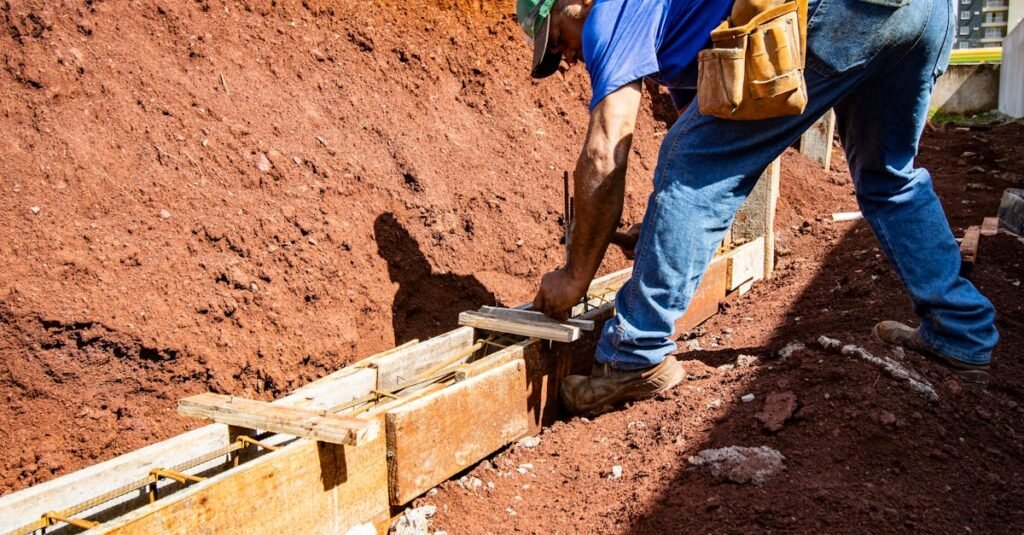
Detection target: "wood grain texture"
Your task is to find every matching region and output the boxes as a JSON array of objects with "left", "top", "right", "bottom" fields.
[
  {"left": 725, "top": 237, "right": 766, "bottom": 291},
  {"left": 981, "top": 216, "right": 999, "bottom": 236},
  {"left": 386, "top": 360, "right": 531, "bottom": 505},
  {"left": 478, "top": 306, "right": 594, "bottom": 330},
  {"left": 368, "top": 327, "right": 476, "bottom": 391},
  {"left": 800, "top": 108, "right": 836, "bottom": 170},
  {"left": 93, "top": 417, "right": 390, "bottom": 535},
  {"left": 458, "top": 310, "right": 580, "bottom": 342},
  {"left": 179, "top": 393, "right": 378, "bottom": 446}
]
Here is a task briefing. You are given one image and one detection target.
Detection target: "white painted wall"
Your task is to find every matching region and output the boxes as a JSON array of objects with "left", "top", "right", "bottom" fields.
[{"left": 1000, "top": 22, "right": 1024, "bottom": 117}]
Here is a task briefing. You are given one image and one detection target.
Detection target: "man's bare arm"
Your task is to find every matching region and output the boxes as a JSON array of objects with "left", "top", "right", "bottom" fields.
[{"left": 534, "top": 81, "right": 643, "bottom": 317}]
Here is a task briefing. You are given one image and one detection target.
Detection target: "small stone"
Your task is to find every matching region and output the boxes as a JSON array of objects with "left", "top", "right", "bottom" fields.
[
  {"left": 30, "top": 206, "right": 40, "bottom": 215},
  {"left": 516, "top": 463, "right": 533, "bottom": 474},
  {"left": 292, "top": 156, "right": 303, "bottom": 165},
  {"left": 736, "top": 354, "right": 759, "bottom": 368},
  {"left": 741, "top": 393, "right": 756, "bottom": 403},
  {"left": 506, "top": 507, "right": 517, "bottom": 516},
  {"left": 755, "top": 391, "right": 798, "bottom": 433},
  {"left": 688, "top": 446, "right": 786, "bottom": 485},
  {"left": 777, "top": 341, "right": 806, "bottom": 359},
  {"left": 818, "top": 336, "right": 843, "bottom": 351},
  {"left": 257, "top": 152, "right": 272, "bottom": 172},
  {"left": 607, "top": 465, "right": 623, "bottom": 480},
  {"left": 878, "top": 410, "right": 897, "bottom": 426},
  {"left": 308, "top": 237, "right": 317, "bottom": 245},
  {"left": 685, "top": 339, "right": 701, "bottom": 351},
  {"left": 708, "top": 399, "right": 722, "bottom": 409},
  {"left": 310, "top": 48, "right": 326, "bottom": 62},
  {"left": 517, "top": 436, "right": 541, "bottom": 449},
  {"left": 717, "top": 364, "right": 735, "bottom": 372},
  {"left": 159, "top": 209, "right": 171, "bottom": 220}
]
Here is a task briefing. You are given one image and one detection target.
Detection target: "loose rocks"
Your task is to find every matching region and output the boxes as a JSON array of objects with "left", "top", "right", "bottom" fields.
[
  {"left": 688, "top": 446, "right": 786, "bottom": 485},
  {"left": 755, "top": 391, "right": 798, "bottom": 433}
]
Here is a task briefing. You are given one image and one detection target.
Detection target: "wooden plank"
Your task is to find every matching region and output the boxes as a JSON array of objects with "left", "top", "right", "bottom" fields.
[
  {"left": 458, "top": 310, "right": 580, "bottom": 342},
  {"left": 0, "top": 368, "right": 377, "bottom": 533},
  {"left": 385, "top": 360, "right": 531, "bottom": 505},
  {"left": 981, "top": 216, "right": 999, "bottom": 236},
  {"left": 93, "top": 417, "right": 390, "bottom": 535},
  {"left": 725, "top": 237, "right": 765, "bottom": 291},
  {"left": 677, "top": 251, "right": 729, "bottom": 334},
  {"left": 732, "top": 157, "right": 780, "bottom": 277},
  {"left": 478, "top": 306, "right": 595, "bottom": 330},
  {"left": 369, "top": 327, "right": 476, "bottom": 391},
  {"left": 179, "top": 394, "right": 378, "bottom": 446},
  {"left": 961, "top": 225, "right": 981, "bottom": 274},
  {"left": 800, "top": 108, "right": 836, "bottom": 170}
]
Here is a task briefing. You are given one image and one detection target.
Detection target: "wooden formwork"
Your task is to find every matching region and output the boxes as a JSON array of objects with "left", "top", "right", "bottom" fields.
[{"left": 0, "top": 232, "right": 770, "bottom": 535}]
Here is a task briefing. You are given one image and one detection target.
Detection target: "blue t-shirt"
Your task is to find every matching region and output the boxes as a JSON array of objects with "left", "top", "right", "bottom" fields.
[{"left": 582, "top": 0, "right": 733, "bottom": 110}]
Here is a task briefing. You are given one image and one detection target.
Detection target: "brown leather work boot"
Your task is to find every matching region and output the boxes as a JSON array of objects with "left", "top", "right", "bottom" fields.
[
  {"left": 872, "top": 320, "right": 990, "bottom": 384},
  {"left": 560, "top": 357, "right": 685, "bottom": 416}
]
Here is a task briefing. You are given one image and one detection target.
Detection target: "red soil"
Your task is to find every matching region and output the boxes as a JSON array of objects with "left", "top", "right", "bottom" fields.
[
  {"left": 1, "top": 0, "right": 663, "bottom": 493},
  {"left": 4, "top": 1, "right": 1024, "bottom": 532},
  {"left": 424, "top": 122, "right": 1024, "bottom": 532}
]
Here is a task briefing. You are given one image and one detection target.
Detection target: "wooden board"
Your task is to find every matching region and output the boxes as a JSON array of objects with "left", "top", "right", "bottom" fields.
[
  {"left": 800, "top": 109, "right": 836, "bottom": 170},
  {"left": 93, "top": 418, "right": 390, "bottom": 535},
  {"left": 732, "top": 157, "right": 780, "bottom": 276},
  {"left": 725, "top": 237, "right": 766, "bottom": 291},
  {"left": 368, "top": 327, "right": 476, "bottom": 391},
  {"left": 385, "top": 360, "right": 531, "bottom": 505},
  {"left": 179, "top": 393, "right": 378, "bottom": 446},
  {"left": 961, "top": 225, "right": 981, "bottom": 264},
  {"left": 478, "top": 306, "right": 594, "bottom": 330},
  {"left": 981, "top": 216, "right": 999, "bottom": 236},
  {"left": 459, "top": 310, "right": 580, "bottom": 342},
  {"left": 0, "top": 367, "right": 376, "bottom": 533},
  {"left": 676, "top": 250, "right": 730, "bottom": 334}
]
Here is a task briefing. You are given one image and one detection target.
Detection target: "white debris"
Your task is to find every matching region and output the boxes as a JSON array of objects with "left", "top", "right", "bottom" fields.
[
  {"left": 607, "top": 465, "right": 623, "bottom": 480},
  {"left": 741, "top": 393, "right": 756, "bottom": 403},
  {"left": 688, "top": 446, "right": 786, "bottom": 485},
  {"left": 840, "top": 344, "right": 939, "bottom": 402},
  {"left": 516, "top": 463, "right": 533, "bottom": 474},
  {"left": 777, "top": 341, "right": 806, "bottom": 359},
  {"left": 457, "top": 475, "right": 483, "bottom": 490},
  {"left": 517, "top": 436, "right": 541, "bottom": 449},
  {"left": 736, "top": 354, "right": 760, "bottom": 368},
  {"left": 159, "top": 209, "right": 171, "bottom": 220},
  {"left": 506, "top": 507, "right": 517, "bottom": 516},
  {"left": 817, "top": 336, "right": 843, "bottom": 351},
  {"left": 390, "top": 505, "right": 436, "bottom": 535},
  {"left": 30, "top": 206, "right": 40, "bottom": 215},
  {"left": 708, "top": 398, "right": 722, "bottom": 409},
  {"left": 345, "top": 522, "right": 376, "bottom": 535}
]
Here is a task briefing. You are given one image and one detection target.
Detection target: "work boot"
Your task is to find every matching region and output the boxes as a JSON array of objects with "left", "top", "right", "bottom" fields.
[
  {"left": 560, "top": 357, "right": 685, "bottom": 416},
  {"left": 872, "top": 320, "right": 990, "bottom": 384}
]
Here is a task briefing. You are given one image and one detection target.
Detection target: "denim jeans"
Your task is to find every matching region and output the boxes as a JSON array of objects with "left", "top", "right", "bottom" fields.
[{"left": 596, "top": 0, "right": 999, "bottom": 369}]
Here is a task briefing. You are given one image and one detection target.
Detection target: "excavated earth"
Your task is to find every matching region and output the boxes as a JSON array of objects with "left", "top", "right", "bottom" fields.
[{"left": 2, "top": 0, "right": 1024, "bottom": 532}]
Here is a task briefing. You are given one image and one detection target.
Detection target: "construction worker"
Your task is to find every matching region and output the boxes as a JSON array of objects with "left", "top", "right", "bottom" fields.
[{"left": 522, "top": 0, "right": 999, "bottom": 415}]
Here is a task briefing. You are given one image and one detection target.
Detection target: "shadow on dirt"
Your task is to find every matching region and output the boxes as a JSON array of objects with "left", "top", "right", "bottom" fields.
[
  {"left": 374, "top": 212, "right": 497, "bottom": 344},
  {"left": 623, "top": 218, "right": 1024, "bottom": 532}
]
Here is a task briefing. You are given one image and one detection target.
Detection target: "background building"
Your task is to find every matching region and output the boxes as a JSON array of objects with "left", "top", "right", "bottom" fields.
[{"left": 956, "top": 0, "right": 1023, "bottom": 48}]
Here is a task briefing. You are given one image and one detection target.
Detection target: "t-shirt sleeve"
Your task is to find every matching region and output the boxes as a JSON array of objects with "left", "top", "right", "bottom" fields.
[{"left": 582, "top": 0, "right": 668, "bottom": 111}]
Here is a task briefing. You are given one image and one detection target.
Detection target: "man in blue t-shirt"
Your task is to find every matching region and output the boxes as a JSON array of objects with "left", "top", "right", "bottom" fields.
[{"left": 519, "top": 0, "right": 998, "bottom": 416}]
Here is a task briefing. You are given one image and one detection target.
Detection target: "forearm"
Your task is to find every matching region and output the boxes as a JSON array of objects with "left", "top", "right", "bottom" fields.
[{"left": 566, "top": 151, "right": 626, "bottom": 285}]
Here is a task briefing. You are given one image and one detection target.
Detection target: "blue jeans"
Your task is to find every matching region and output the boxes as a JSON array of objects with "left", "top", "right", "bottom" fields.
[{"left": 597, "top": 0, "right": 999, "bottom": 369}]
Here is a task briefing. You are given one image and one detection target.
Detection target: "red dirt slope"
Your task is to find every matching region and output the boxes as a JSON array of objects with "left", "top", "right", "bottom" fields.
[{"left": 0, "top": 0, "right": 672, "bottom": 492}]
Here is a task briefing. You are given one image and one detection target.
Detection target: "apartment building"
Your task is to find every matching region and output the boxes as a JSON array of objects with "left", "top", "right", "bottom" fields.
[{"left": 956, "top": 0, "right": 1023, "bottom": 48}]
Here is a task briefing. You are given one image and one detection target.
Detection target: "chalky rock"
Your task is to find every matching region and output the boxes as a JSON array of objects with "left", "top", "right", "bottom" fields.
[{"left": 688, "top": 446, "right": 786, "bottom": 485}]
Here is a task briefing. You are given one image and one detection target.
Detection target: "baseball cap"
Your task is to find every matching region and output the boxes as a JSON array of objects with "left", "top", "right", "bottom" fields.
[{"left": 517, "top": 0, "right": 562, "bottom": 79}]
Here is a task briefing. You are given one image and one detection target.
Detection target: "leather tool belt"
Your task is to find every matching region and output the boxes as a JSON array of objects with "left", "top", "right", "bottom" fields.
[{"left": 697, "top": 0, "right": 809, "bottom": 120}]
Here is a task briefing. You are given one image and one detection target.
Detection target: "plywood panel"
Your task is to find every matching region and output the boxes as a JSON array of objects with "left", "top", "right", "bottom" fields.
[{"left": 386, "top": 360, "right": 531, "bottom": 505}]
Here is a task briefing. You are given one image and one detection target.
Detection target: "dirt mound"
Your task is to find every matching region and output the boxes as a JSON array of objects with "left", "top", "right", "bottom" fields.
[
  {"left": 425, "top": 123, "right": 1024, "bottom": 533},
  {"left": 0, "top": 0, "right": 673, "bottom": 492}
]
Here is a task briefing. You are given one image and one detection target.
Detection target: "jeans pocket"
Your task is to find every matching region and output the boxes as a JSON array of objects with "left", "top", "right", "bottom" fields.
[{"left": 805, "top": 0, "right": 912, "bottom": 76}]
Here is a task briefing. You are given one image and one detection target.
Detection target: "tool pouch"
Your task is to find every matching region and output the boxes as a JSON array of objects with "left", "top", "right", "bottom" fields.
[{"left": 697, "top": 0, "right": 808, "bottom": 120}]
